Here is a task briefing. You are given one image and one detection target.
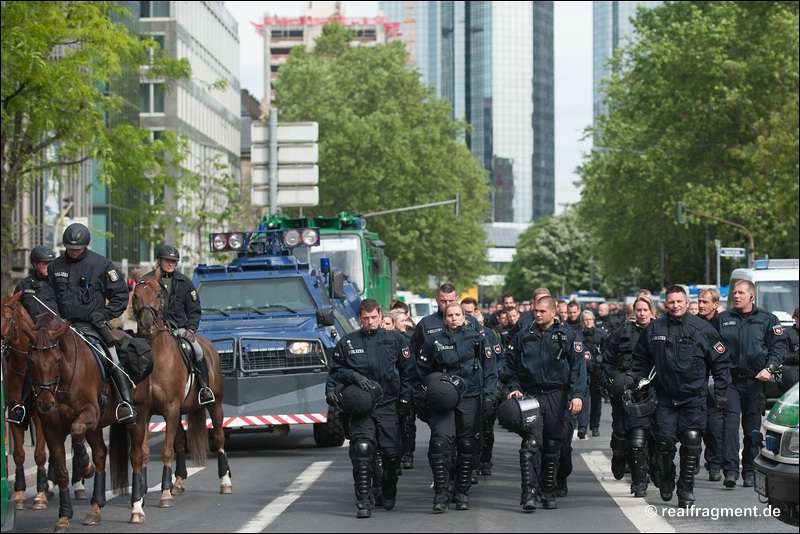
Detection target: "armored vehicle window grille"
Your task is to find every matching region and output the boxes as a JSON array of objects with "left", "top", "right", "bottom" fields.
[
  {"left": 209, "top": 338, "right": 236, "bottom": 375},
  {"left": 239, "top": 338, "right": 325, "bottom": 373}
]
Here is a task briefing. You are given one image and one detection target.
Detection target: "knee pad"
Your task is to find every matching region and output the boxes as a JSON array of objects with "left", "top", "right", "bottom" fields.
[
  {"left": 521, "top": 436, "right": 539, "bottom": 452},
  {"left": 543, "top": 439, "right": 560, "bottom": 455},
  {"left": 680, "top": 429, "right": 701, "bottom": 447},
  {"left": 349, "top": 440, "right": 373, "bottom": 462},
  {"left": 429, "top": 437, "right": 449, "bottom": 456},
  {"left": 654, "top": 435, "right": 675, "bottom": 455},
  {"left": 457, "top": 437, "right": 476, "bottom": 455},
  {"left": 629, "top": 428, "right": 648, "bottom": 449}
]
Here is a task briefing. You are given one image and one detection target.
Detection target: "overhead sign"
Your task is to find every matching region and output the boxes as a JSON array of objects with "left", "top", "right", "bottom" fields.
[{"left": 719, "top": 247, "right": 746, "bottom": 258}]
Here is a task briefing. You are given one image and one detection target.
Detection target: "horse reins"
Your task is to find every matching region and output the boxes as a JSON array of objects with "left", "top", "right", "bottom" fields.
[
  {"left": 2, "top": 303, "right": 29, "bottom": 373},
  {"left": 26, "top": 328, "right": 79, "bottom": 398},
  {"left": 133, "top": 279, "right": 171, "bottom": 334}
]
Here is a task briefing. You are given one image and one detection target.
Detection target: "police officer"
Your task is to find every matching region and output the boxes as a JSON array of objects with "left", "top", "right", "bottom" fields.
[
  {"left": 146, "top": 244, "right": 212, "bottom": 405},
  {"left": 415, "top": 302, "right": 497, "bottom": 513},
  {"left": 578, "top": 309, "right": 606, "bottom": 439},
  {"left": 505, "top": 295, "right": 586, "bottom": 510},
  {"left": 697, "top": 287, "right": 724, "bottom": 482},
  {"left": 712, "top": 280, "right": 788, "bottom": 489},
  {"left": 325, "top": 299, "right": 414, "bottom": 519},
  {"left": 631, "top": 285, "right": 731, "bottom": 508},
  {"left": 602, "top": 295, "right": 656, "bottom": 497},
  {"left": 8, "top": 245, "right": 57, "bottom": 424},
  {"left": 40, "top": 223, "right": 135, "bottom": 424}
]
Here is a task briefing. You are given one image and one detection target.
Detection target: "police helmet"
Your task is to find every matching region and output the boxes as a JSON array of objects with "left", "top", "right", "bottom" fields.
[
  {"left": 30, "top": 245, "right": 56, "bottom": 265},
  {"left": 338, "top": 382, "right": 383, "bottom": 416},
  {"left": 424, "top": 372, "right": 467, "bottom": 411},
  {"left": 622, "top": 382, "right": 657, "bottom": 417},
  {"left": 156, "top": 244, "right": 181, "bottom": 262},
  {"left": 608, "top": 371, "right": 635, "bottom": 398},
  {"left": 63, "top": 223, "right": 91, "bottom": 249},
  {"left": 497, "top": 395, "right": 540, "bottom": 433}
]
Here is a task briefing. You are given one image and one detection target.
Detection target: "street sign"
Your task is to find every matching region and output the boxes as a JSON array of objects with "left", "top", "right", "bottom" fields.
[
  {"left": 252, "top": 187, "right": 319, "bottom": 207},
  {"left": 719, "top": 247, "right": 746, "bottom": 258},
  {"left": 252, "top": 165, "right": 319, "bottom": 186},
  {"left": 251, "top": 144, "right": 318, "bottom": 164},
  {"left": 252, "top": 122, "right": 318, "bottom": 143}
]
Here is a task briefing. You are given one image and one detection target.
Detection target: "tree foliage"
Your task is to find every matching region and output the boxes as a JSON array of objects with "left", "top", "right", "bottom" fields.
[
  {"left": 578, "top": 1, "right": 799, "bottom": 288},
  {"left": 274, "top": 23, "right": 492, "bottom": 293},
  {"left": 1, "top": 1, "right": 191, "bottom": 294}
]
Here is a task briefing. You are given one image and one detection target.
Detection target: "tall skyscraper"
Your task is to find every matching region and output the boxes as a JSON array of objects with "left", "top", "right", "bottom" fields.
[
  {"left": 380, "top": 1, "right": 555, "bottom": 223},
  {"left": 592, "top": 1, "right": 661, "bottom": 131}
]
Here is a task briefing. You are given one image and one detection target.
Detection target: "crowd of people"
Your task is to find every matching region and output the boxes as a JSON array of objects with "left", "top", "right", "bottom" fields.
[{"left": 326, "top": 282, "right": 798, "bottom": 518}]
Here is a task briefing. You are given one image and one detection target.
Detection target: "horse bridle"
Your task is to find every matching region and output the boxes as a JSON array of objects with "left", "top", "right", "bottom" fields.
[
  {"left": 2, "top": 302, "right": 29, "bottom": 364},
  {"left": 133, "top": 279, "right": 168, "bottom": 332},
  {"left": 26, "top": 329, "right": 78, "bottom": 398}
]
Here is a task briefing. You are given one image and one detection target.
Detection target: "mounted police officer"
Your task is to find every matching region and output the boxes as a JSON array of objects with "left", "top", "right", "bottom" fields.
[
  {"left": 415, "top": 302, "right": 497, "bottom": 513},
  {"left": 602, "top": 295, "right": 657, "bottom": 497},
  {"left": 146, "top": 244, "right": 212, "bottom": 405},
  {"left": 712, "top": 280, "right": 788, "bottom": 489},
  {"left": 325, "top": 299, "right": 414, "bottom": 519},
  {"left": 8, "top": 245, "right": 57, "bottom": 425},
  {"left": 505, "top": 295, "right": 586, "bottom": 510},
  {"left": 631, "top": 285, "right": 731, "bottom": 508},
  {"left": 39, "top": 223, "right": 135, "bottom": 424}
]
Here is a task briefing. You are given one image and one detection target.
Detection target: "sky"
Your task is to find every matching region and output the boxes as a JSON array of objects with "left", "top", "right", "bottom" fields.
[{"left": 224, "top": 1, "right": 593, "bottom": 215}]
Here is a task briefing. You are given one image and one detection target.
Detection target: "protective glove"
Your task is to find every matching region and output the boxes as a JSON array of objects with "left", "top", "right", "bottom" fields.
[
  {"left": 415, "top": 401, "right": 430, "bottom": 423},
  {"left": 714, "top": 390, "right": 727, "bottom": 412},
  {"left": 325, "top": 390, "right": 340, "bottom": 409},
  {"left": 182, "top": 329, "right": 196, "bottom": 343},
  {"left": 482, "top": 396, "right": 496, "bottom": 419},
  {"left": 90, "top": 311, "right": 108, "bottom": 328},
  {"left": 350, "top": 372, "right": 373, "bottom": 391},
  {"left": 397, "top": 399, "right": 411, "bottom": 416}
]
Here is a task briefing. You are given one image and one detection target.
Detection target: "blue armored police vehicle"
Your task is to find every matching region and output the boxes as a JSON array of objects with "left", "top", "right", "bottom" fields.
[{"left": 191, "top": 216, "right": 362, "bottom": 447}]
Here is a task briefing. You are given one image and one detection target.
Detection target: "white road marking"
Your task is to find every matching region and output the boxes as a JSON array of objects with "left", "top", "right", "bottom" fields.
[
  {"left": 581, "top": 451, "right": 675, "bottom": 533},
  {"left": 236, "top": 461, "right": 332, "bottom": 533}
]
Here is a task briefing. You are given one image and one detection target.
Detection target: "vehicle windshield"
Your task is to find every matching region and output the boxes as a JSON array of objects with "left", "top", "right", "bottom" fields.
[
  {"left": 311, "top": 235, "right": 365, "bottom": 295},
  {"left": 756, "top": 280, "right": 799, "bottom": 318},
  {"left": 196, "top": 278, "right": 318, "bottom": 314}
]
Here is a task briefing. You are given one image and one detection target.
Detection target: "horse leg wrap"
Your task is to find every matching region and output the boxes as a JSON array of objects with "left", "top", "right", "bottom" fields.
[
  {"left": 143, "top": 466, "right": 148, "bottom": 496},
  {"left": 218, "top": 451, "right": 231, "bottom": 478},
  {"left": 161, "top": 465, "right": 173, "bottom": 492},
  {"left": 91, "top": 471, "right": 106, "bottom": 508},
  {"left": 175, "top": 451, "right": 188, "bottom": 480},
  {"left": 15, "top": 467, "right": 26, "bottom": 492},
  {"left": 71, "top": 453, "right": 83, "bottom": 485},
  {"left": 58, "top": 487, "right": 73, "bottom": 519},
  {"left": 74, "top": 442, "right": 90, "bottom": 472},
  {"left": 36, "top": 467, "right": 48, "bottom": 493},
  {"left": 131, "top": 472, "right": 144, "bottom": 506}
]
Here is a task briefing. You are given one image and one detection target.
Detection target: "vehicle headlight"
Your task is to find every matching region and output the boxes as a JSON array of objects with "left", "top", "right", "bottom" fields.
[
  {"left": 288, "top": 342, "right": 311, "bottom": 355},
  {"left": 780, "top": 428, "right": 799, "bottom": 458}
]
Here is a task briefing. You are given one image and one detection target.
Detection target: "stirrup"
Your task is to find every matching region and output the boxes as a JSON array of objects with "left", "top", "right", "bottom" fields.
[
  {"left": 8, "top": 405, "right": 27, "bottom": 425},
  {"left": 116, "top": 402, "right": 137, "bottom": 424},
  {"left": 198, "top": 387, "right": 216, "bottom": 405}
]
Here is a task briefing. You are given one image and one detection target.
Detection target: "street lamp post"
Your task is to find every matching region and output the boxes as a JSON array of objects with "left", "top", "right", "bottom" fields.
[{"left": 676, "top": 202, "right": 755, "bottom": 266}]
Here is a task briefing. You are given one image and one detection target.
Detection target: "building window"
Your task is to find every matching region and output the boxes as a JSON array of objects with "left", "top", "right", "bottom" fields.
[
  {"left": 141, "top": 1, "right": 169, "bottom": 19},
  {"left": 140, "top": 83, "right": 165, "bottom": 114}
]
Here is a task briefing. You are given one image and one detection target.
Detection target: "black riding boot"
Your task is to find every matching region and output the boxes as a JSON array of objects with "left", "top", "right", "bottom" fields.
[
  {"left": 195, "top": 357, "right": 215, "bottom": 405},
  {"left": 110, "top": 357, "right": 136, "bottom": 424}
]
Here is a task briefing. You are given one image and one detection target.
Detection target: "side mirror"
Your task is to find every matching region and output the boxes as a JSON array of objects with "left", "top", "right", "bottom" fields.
[
  {"left": 317, "top": 307, "right": 335, "bottom": 327},
  {"left": 330, "top": 271, "right": 345, "bottom": 299}
]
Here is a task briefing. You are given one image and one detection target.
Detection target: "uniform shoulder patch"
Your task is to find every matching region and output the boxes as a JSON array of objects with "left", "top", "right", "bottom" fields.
[
  {"left": 485, "top": 347, "right": 492, "bottom": 358},
  {"left": 714, "top": 341, "right": 726, "bottom": 354},
  {"left": 107, "top": 269, "right": 119, "bottom": 282},
  {"left": 494, "top": 344, "right": 502, "bottom": 354},
  {"left": 573, "top": 342, "right": 582, "bottom": 353},
  {"left": 402, "top": 348, "right": 410, "bottom": 359},
  {"left": 584, "top": 351, "right": 591, "bottom": 360},
  {"left": 773, "top": 325, "right": 783, "bottom": 336},
  {"left": 190, "top": 290, "right": 198, "bottom": 302}
]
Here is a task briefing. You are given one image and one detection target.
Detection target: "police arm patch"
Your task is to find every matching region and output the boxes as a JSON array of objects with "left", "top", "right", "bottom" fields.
[
  {"left": 773, "top": 325, "right": 783, "bottom": 336},
  {"left": 485, "top": 347, "right": 492, "bottom": 358},
  {"left": 190, "top": 290, "right": 198, "bottom": 302},
  {"left": 574, "top": 342, "right": 582, "bottom": 353},
  {"left": 714, "top": 342, "right": 726, "bottom": 354},
  {"left": 402, "top": 348, "right": 410, "bottom": 359},
  {"left": 107, "top": 269, "right": 119, "bottom": 282}
]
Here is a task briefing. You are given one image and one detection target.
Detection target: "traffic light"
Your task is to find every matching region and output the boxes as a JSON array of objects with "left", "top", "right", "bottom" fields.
[{"left": 675, "top": 202, "right": 685, "bottom": 224}]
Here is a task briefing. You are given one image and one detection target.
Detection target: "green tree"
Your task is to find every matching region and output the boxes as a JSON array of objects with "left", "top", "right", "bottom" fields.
[
  {"left": 505, "top": 208, "right": 608, "bottom": 299},
  {"left": 273, "top": 23, "right": 491, "bottom": 293},
  {"left": 1, "top": 1, "right": 192, "bottom": 294},
  {"left": 578, "top": 1, "right": 799, "bottom": 287}
]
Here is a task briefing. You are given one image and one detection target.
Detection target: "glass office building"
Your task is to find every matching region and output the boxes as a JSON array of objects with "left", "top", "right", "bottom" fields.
[{"left": 380, "top": 1, "right": 555, "bottom": 223}]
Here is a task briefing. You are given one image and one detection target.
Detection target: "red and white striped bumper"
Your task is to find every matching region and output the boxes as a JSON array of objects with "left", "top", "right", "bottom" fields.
[{"left": 148, "top": 413, "right": 328, "bottom": 433}]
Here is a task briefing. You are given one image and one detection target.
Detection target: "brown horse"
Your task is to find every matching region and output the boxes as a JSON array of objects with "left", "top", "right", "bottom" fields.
[
  {"left": 127, "top": 267, "right": 231, "bottom": 509},
  {"left": 21, "top": 313, "right": 149, "bottom": 532},
  {"left": 1, "top": 292, "right": 50, "bottom": 510}
]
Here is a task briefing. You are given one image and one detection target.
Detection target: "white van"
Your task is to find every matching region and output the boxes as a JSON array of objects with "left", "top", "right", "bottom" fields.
[{"left": 728, "top": 259, "right": 799, "bottom": 327}]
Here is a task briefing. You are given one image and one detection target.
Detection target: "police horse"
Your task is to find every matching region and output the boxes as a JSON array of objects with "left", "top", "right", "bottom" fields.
[
  {"left": 127, "top": 268, "right": 231, "bottom": 509},
  {"left": 20, "top": 313, "right": 150, "bottom": 532}
]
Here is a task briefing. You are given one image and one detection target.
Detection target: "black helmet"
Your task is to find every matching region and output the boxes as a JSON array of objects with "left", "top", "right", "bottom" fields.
[
  {"left": 63, "top": 223, "right": 91, "bottom": 249},
  {"left": 608, "top": 371, "right": 635, "bottom": 398},
  {"left": 156, "top": 244, "right": 180, "bottom": 262},
  {"left": 623, "top": 381, "right": 658, "bottom": 417},
  {"left": 338, "top": 382, "right": 383, "bottom": 416},
  {"left": 497, "top": 395, "right": 541, "bottom": 433},
  {"left": 30, "top": 245, "right": 56, "bottom": 265},
  {"left": 424, "top": 372, "right": 467, "bottom": 411}
]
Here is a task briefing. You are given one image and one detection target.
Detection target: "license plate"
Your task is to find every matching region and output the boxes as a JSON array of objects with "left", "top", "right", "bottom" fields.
[{"left": 753, "top": 470, "right": 767, "bottom": 496}]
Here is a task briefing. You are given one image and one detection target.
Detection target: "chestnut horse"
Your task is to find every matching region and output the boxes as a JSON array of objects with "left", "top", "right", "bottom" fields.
[
  {"left": 1, "top": 292, "right": 50, "bottom": 510},
  {"left": 21, "top": 314, "right": 149, "bottom": 532},
  {"left": 125, "top": 267, "right": 231, "bottom": 510}
]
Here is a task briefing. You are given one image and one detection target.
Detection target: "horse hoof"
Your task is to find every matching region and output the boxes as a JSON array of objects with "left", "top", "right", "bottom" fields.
[
  {"left": 159, "top": 497, "right": 174, "bottom": 508},
  {"left": 32, "top": 498, "right": 48, "bottom": 511},
  {"left": 74, "top": 489, "right": 87, "bottom": 500},
  {"left": 171, "top": 485, "right": 185, "bottom": 496},
  {"left": 130, "top": 512, "right": 147, "bottom": 524},
  {"left": 83, "top": 512, "right": 102, "bottom": 526},
  {"left": 220, "top": 484, "right": 233, "bottom": 495},
  {"left": 54, "top": 517, "right": 70, "bottom": 533},
  {"left": 15, "top": 500, "right": 27, "bottom": 511}
]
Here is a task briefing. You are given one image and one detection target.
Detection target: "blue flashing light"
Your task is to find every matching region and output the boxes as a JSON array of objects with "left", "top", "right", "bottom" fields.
[
  {"left": 353, "top": 219, "right": 362, "bottom": 229},
  {"left": 320, "top": 257, "right": 331, "bottom": 274}
]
